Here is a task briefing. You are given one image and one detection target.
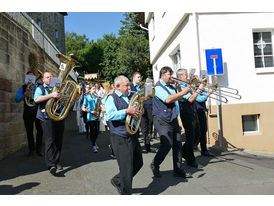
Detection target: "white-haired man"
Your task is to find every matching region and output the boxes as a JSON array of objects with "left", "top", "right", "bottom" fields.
[{"left": 105, "top": 75, "right": 143, "bottom": 195}]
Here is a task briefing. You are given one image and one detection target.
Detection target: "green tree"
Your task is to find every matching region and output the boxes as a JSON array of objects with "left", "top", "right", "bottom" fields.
[
  {"left": 119, "top": 12, "right": 148, "bottom": 39},
  {"left": 65, "top": 32, "right": 90, "bottom": 73},
  {"left": 100, "top": 12, "right": 151, "bottom": 82}
]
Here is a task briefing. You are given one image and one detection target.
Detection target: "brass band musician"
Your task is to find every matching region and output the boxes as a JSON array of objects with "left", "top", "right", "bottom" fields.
[
  {"left": 15, "top": 71, "right": 43, "bottom": 156},
  {"left": 34, "top": 71, "right": 64, "bottom": 175},
  {"left": 105, "top": 75, "right": 143, "bottom": 195}
]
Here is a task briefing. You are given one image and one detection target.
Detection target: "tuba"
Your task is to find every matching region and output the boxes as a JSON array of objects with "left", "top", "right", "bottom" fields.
[
  {"left": 45, "top": 54, "right": 81, "bottom": 121},
  {"left": 126, "top": 84, "right": 155, "bottom": 135}
]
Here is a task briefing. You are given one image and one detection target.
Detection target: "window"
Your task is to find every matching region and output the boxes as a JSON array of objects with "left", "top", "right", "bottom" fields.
[
  {"left": 171, "top": 49, "right": 181, "bottom": 71},
  {"left": 242, "top": 114, "right": 259, "bottom": 133},
  {"left": 55, "top": 30, "right": 59, "bottom": 38},
  {"left": 54, "top": 14, "right": 58, "bottom": 24},
  {"left": 253, "top": 31, "right": 274, "bottom": 73}
]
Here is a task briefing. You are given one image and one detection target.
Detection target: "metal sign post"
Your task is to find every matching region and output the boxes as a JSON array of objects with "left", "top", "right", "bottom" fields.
[{"left": 205, "top": 48, "right": 224, "bottom": 148}]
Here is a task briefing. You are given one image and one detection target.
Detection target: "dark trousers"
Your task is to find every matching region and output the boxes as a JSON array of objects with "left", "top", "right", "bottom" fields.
[
  {"left": 140, "top": 104, "right": 153, "bottom": 147},
  {"left": 23, "top": 109, "right": 43, "bottom": 153},
  {"left": 87, "top": 121, "right": 99, "bottom": 146},
  {"left": 110, "top": 133, "right": 143, "bottom": 195},
  {"left": 180, "top": 111, "right": 198, "bottom": 162},
  {"left": 153, "top": 116, "right": 183, "bottom": 172},
  {"left": 41, "top": 119, "right": 65, "bottom": 169},
  {"left": 196, "top": 110, "right": 208, "bottom": 152}
]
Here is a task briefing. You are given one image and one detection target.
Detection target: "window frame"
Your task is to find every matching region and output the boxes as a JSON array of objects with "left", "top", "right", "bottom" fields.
[
  {"left": 242, "top": 114, "right": 260, "bottom": 134},
  {"left": 253, "top": 29, "right": 274, "bottom": 74}
]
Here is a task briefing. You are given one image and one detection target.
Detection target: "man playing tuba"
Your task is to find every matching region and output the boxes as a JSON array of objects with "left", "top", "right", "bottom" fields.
[{"left": 34, "top": 71, "right": 64, "bottom": 176}]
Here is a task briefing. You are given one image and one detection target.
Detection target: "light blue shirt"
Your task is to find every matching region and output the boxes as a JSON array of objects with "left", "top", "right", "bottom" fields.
[
  {"left": 155, "top": 79, "right": 180, "bottom": 116},
  {"left": 105, "top": 90, "right": 129, "bottom": 121},
  {"left": 34, "top": 83, "right": 52, "bottom": 101},
  {"left": 180, "top": 84, "right": 208, "bottom": 102},
  {"left": 132, "top": 83, "right": 141, "bottom": 91},
  {"left": 83, "top": 94, "right": 101, "bottom": 121},
  {"left": 180, "top": 83, "right": 192, "bottom": 101},
  {"left": 196, "top": 91, "right": 208, "bottom": 102}
]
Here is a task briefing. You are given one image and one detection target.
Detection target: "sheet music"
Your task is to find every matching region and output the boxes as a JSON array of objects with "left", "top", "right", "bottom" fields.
[
  {"left": 25, "top": 75, "right": 36, "bottom": 84},
  {"left": 144, "top": 83, "right": 153, "bottom": 97},
  {"left": 59, "top": 63, "right": 67, "bottom": 71},
  {"left": 49, "top": 77, "right": 62, "bottom": 87}
]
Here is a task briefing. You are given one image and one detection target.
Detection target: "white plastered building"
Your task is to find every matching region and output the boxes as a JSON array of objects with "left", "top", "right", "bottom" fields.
[{"left": 145, "top": 12, "right": 274, "bottom": 152}]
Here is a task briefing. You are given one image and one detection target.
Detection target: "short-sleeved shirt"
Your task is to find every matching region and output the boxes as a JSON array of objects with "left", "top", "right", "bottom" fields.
[
  {"left": 34, "top": 83, "right": 52, "bottom": 101},
  {"left": 155, "top": 79, "right": 180, "bottom": 116},
  {"left": 105, "top": 90, "right": 129, "bottom": 121},
  {"left": 83, "top": 94, "right": 101, "bottom": 121}
]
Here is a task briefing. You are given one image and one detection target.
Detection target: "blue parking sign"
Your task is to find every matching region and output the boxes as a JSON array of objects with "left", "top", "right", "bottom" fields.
[{"left": 205, "top": 49, "right": 224, "bottom": 75}]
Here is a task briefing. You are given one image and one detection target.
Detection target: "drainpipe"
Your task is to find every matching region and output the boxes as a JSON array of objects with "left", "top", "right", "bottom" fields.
[{"left": 193, "top": 12, "right": 202, "bottom": 74}]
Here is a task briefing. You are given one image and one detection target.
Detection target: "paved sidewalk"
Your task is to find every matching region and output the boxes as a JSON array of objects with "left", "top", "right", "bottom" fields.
[{"left": 1, "top": 113, "right": 274, "bottom": 195}]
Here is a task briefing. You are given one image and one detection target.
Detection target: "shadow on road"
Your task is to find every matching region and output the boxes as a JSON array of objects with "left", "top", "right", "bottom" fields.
[
  {"left": 0, "top": 182, "right": 40, "bottom": 195},
  {"left": 132, "top": 170, "right": 188, "bottom": 195},
  {"left": 0, "top": 112, "right": 114, "bottom": 181}
]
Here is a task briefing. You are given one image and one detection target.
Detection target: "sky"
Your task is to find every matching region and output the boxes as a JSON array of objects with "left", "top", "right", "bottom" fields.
[{"left": 64, "top": 12, "right": 126, "bottom": 42}]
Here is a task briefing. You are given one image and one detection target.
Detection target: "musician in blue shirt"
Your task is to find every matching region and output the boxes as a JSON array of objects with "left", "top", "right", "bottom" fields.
[
  {"left": 129, "top": 72, "right": 141, "bottom": 99},
  {"left": 105, "top": 75, "right": 143, "bottom": 195},
  {"left": 195, "top": 89, "right": 214, "bottom": 156},
  {"left": 15, "top": 71, "right": 43, "bottom": 157},
  {"left": 34, "top": 71, "right": 64, "bottom": 176},
  {"left": 151, "top": 66, "right": 192, "bottom": 179},
  {"left": 81, "top": 85, "right": 101, "bottom": 153},
  {"left": 79, "top": 83, "right": 91, "bottom": 138},
  {"left": 176, "top": 69, "right": 204, "bottom": 168}
]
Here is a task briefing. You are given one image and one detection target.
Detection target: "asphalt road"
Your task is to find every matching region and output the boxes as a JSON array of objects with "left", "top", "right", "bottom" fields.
[{"left": 1, "top": 112, "right": 274, "bottom": 195}]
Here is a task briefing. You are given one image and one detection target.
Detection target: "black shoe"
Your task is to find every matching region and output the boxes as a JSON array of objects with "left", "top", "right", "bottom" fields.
[
  {"left": 111, "top": 178, "right": 122, "bottom": 195},
  {"left": 49, "top": 166, "right": 57, "bottom": 175},
  {"left": 187, "top": 160, "right": 198, "bottom": 168},
  {"left": 174, "top": 169, "right": 193, "bottom": 178},
  {"left": 201, "top": 150, "right": 214, "bottom": 157},
  {"left": 150, "top": 163, "right": 161, "bottom": 178},
  {"left": 56, "top": 164, "right": 63, "bottom": 170}
]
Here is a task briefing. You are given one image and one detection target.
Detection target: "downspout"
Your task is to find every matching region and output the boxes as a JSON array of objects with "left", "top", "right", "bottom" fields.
[{"left": 193, "top": 12, "right": 202, "bottom": 74}]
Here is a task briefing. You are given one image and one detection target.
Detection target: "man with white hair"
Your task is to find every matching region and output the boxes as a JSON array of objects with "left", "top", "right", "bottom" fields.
[{"left": 105, "top": 75, "right": 143, "bottom": 195}]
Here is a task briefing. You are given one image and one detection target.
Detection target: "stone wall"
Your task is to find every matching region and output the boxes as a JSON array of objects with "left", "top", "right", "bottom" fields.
[{"left": 0, "top": 12, "right": 60, "bottom": 160}]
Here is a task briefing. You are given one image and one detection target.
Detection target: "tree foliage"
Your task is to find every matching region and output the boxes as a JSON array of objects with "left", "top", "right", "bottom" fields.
[{"left": 65, "top": 12, "right": 151, "bottom": 82}]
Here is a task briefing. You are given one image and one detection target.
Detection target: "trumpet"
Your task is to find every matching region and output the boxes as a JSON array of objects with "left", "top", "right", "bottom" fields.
[{"left": 171, "top": 77, "right": 241, "bottom": 103}]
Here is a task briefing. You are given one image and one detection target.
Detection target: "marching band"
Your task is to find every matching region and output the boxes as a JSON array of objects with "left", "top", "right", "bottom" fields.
[{"left": 16, "top": 54, "right": 216, "bottom": 195}]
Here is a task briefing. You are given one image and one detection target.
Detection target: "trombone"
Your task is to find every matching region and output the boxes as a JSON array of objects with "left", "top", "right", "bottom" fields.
[{"left": 171, "top": 77, "right": 241, "bottom": 103}]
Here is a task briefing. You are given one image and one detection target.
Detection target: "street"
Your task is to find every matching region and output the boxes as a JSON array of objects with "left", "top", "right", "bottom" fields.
[{"left": 1, "top": 112, "right": 274, "bottom": 195}]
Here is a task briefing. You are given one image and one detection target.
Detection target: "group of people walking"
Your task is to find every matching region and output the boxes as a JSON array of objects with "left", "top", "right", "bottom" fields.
[{"left": 16, "top": 66, "right": 213, "bottom": 195}]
